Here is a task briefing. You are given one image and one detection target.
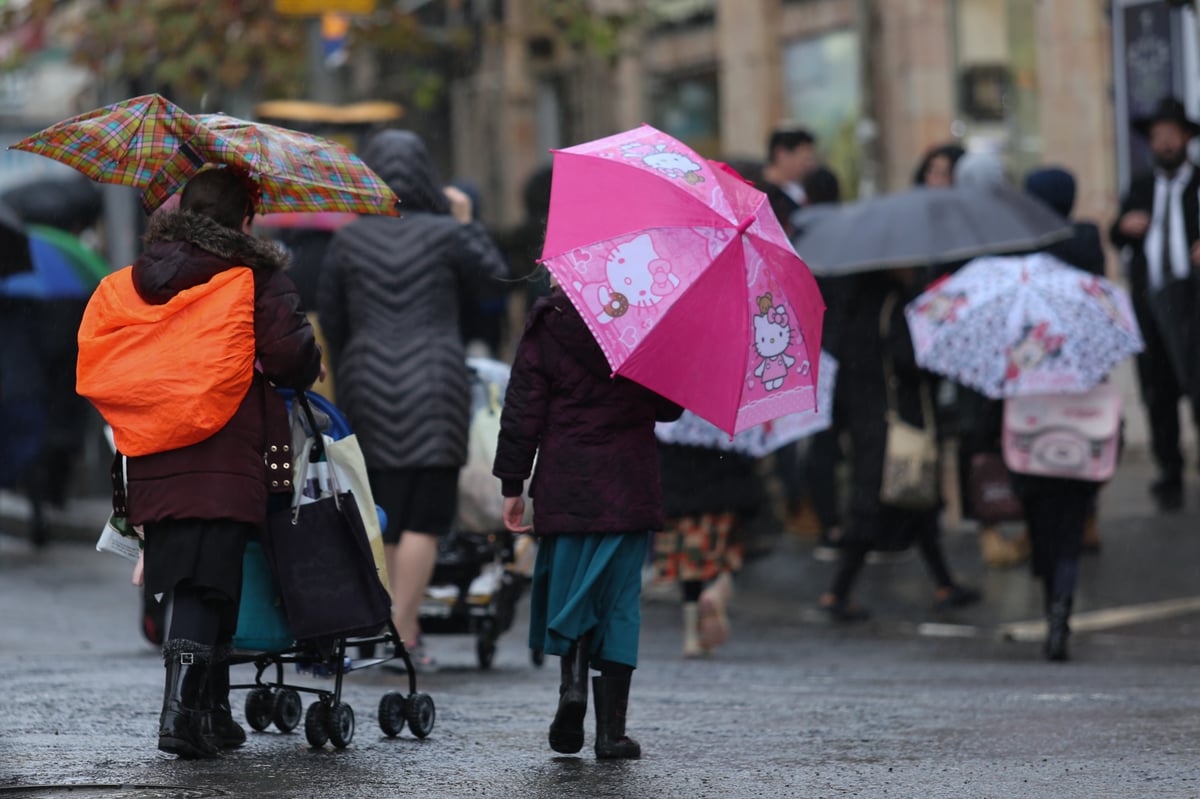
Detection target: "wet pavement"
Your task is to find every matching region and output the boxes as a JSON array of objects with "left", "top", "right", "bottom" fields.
[{"left": 2, "top": 453, "right": 1199, "bottom": 798}]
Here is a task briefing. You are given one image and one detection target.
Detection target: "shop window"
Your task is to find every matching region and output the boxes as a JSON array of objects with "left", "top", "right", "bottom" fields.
[
  {"left": 650, "top": 71, "right": 720, "bottom": 158},
  {"left": 782, "top": 29, "right": 861, "bottom": 198}
]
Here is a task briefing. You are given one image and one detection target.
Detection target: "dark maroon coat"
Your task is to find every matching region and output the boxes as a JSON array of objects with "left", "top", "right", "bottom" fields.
[
  {"left": 121, "top": 211, "right": 321, "bottom": 527},
  {"left": 493, "top": 292, "right": 682, "bottom": 535}
]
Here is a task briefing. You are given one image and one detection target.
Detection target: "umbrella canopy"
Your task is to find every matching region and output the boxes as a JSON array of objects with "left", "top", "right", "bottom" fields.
[
  {"left": 541, "top": 125, "right": 825, "bottom": 436},
  {"left": 905, "top": 253, "right": 1144, "bottom": 398},
  {"left": 8, "top": 94, "right": 238, "bottom": 214},
  {"left": 655, "top": 351, "right": 838, "bottom": 457},
  {"left": 2, "top": 176, "right": 103, "bottom": 231},
  {"left": 0, "top": 200, "right": 33, "bottom": 278},
  {"left": 0, "top": 226, "right": 108, "bottom": 300},
  {"left": 183, "top": 113, "right": 397, "bottom": 215},
  {"left": 9, "top": 94, "right": 398, "bottom": 216},
  {"left": 792, "top": 184, "right": 1072, "bottom": 276}
]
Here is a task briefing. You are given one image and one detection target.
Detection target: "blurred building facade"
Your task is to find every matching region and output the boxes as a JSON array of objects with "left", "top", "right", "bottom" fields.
[{"left": 451, "top": 0, "right": 1200, "bottom": 249}]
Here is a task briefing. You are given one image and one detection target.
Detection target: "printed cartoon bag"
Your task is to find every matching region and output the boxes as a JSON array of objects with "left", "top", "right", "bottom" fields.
[{"left": 1002, "top": 383, "right": 1121, "bottom": 482}]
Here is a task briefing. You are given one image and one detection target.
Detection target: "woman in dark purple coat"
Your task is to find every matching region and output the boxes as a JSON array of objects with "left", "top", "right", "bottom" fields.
[{"left": 494, "top": 289, "right": 681, "bottom": 760}]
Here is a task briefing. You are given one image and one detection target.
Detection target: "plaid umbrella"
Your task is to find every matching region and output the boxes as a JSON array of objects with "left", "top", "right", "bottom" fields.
[
  {"left": 185, "top": 113, "right": 397, "bottom": 215},
  {"left": 9, "top": 95, "right": 397, "bottom": 216},
  {"left": 8, "top": 95, "right": 238, "bottom": 213}
]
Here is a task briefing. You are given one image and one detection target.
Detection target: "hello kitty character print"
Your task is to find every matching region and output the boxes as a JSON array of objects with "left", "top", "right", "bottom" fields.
[
  {"left": 753, "top": 293, "right": 796, "bottom": 391},
  {"left": 1006, "top": 321, "right": 1065, "bottom": 381},
  {"left": 596, "top": 234, "right": 679, "bottom": 323},
  {"left": 620, "top": 141, "right": 706, "bottom": 185}
]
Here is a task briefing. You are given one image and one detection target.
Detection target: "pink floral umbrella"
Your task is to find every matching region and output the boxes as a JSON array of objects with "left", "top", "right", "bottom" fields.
[{"left": 541, "top": 125, "right": 825, "bottom": 435}]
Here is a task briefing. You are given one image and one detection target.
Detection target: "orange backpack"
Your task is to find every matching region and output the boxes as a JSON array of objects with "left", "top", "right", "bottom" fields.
[{"left": 77, "top": 265, "right": 256, "bottom": 456}]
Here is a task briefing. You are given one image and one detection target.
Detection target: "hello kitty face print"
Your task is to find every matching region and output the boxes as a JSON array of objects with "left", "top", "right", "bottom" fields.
[
  {"left": 620, "top": 142, "right": 705, "bottom": 185},
  {"left": 596, "top": 234, "right": 680, "bottom": 323},
  {"left": 753, "top": 293, "right": 797, "bottom": 391}
]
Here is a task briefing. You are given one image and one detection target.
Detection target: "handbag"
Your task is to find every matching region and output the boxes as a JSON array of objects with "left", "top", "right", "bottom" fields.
[
  {"left": 1002, "top": 382, "right": 1121, "bottom": 482},
  {"left": 232, "top": 541, "right": 294, "bottom": 653},
  {"left": 260, "top": 394, "right": 392, "bottom": 641},
  {"left": 878, "top": 292, "right": 940, "bottom": 510},
  {"left": 966, "top": 452, "right": 1023, "bottom": 523}
]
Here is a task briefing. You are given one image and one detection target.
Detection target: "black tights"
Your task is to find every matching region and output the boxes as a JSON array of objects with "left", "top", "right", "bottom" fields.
[{"left": 168, "top": 580, "right": 238, "bottom": 647}]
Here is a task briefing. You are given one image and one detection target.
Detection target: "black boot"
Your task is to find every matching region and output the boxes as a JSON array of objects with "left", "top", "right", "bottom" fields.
[
  {"left": 158, "top": 640, "right": 219, "bottom": 759},
  {"left": 1044, "top": 596, "right": 1072, "bottom": 662},
  {"left": 593, "top": 674, "right": 640, "bottom": 760},
  {"left": 548, "top": 633, "right": 590, "bottom": 754},
  {"left": 204, "top": 645, "right": 246, "bottom": 749}
]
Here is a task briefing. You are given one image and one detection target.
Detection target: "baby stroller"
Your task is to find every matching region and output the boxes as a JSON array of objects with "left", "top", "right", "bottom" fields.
[
  {"left": 228, "top": 390, "right": 436, "bottom": 749},
  {"left": 418, "top": 357, "right": 541, "bottom": 669}
]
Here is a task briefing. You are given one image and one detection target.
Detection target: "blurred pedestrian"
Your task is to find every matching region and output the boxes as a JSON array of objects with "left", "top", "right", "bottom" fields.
[
  {"left": 913, "top": 143, "right": 965, "bottom": 188},
  {"left": 318, "top": 130, "right": 508, "bottom": 668},
  {"left": 945, "top": 151, "right": 1031, "bottom": 568},
  {"left": 1109, "top": 97, "right": 1200, "bottom": 513},
  {"left": 818, "top": 268, "right": 980, "bottom": 621},
  {"left": 451, "top": 179, "right": 510, "bottom": 357},
  {"left": 789, "top": 166, "right": 848, "bottom": 559},
  {"left": 1025, "top": 166, "right": 1107, "bottom": 553},
  {"left": 494, "top": 283, "right": 682, "bottom": 759},
  {"left": 496, "top": 165, "right": 555, "bottom": 335},
  {"left": 77, "top": 168, "right": 322, "bottom": 758},
  {"left": 759, "top": 127, "right": 819, "bottom": 235},
  {"left": 655, "top": 443, "right": 761, "bottom": 657}
]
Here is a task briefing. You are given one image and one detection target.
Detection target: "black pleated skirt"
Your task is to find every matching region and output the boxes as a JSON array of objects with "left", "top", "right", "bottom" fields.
[{"left": 143, "top": 518, "right": 253, "bottom": 604}]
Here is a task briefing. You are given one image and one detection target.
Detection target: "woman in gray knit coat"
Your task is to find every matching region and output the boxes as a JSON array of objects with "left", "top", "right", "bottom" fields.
[{"left": 318, "top": 130, "right": 507, "bottom": 663}]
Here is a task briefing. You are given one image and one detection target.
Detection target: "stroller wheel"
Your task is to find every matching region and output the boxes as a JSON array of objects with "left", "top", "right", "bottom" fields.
[
  {"left": 273, "top": 689, "right": 303, "bottom": 733},
  {"left": 328, "top": 702, "right": 355, "bottom": 749},
  {"left": 304, "top": 701, "right": 329, "bottom": 748},
  {"left": 378, "top": 691, "right": 407, "bottom": 737},
  {"left": 245, "top": 687, "right": 274, "bottom": 732},
  {"left": 406, "top": 692, "right": 436, "bottom": 739}
]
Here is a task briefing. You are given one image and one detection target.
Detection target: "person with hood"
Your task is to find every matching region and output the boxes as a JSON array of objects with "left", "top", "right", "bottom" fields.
[
  {"left": 493, "top": 284, "right": 682, "bottom": 760},
  {"left": 318, "top": 130, "right": 507, "bottom": 667},
  {"left": 76, "top": 167, "right": 322, "bottom": 758}
]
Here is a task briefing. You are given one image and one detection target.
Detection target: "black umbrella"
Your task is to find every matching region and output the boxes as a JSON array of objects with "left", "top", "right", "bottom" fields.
[
  {"left": 0, "top": 200, "right": 33, "bottom": 278},
  {"left": 2, "top": 176, "right": 103, "bottom": 232},
  {"left": 792, "top": 184, "right": 1072, "bottom": 276}
]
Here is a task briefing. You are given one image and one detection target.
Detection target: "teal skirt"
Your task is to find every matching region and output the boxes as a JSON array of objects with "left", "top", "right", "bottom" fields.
[{"left": 528, "top": 532, "right": 647, "bottom": 669}]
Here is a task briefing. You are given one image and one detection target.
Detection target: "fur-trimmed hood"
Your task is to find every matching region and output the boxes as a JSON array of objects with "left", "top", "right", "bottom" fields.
[{"left": 134, "top": 210, "right": 289, "bottom": 305}]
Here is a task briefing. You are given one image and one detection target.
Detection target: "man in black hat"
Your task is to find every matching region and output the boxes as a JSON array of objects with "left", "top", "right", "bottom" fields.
[{"left": 1111, "top": 96, "right": 1200, "bottom": 512}]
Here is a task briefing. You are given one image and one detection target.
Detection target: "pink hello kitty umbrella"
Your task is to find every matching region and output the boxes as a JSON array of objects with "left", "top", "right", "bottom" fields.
[{"left": 541, "top": 125, "right": 825, "bottom": 435}]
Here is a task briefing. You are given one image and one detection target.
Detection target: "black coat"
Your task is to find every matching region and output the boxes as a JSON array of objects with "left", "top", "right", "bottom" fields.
[
  {"left": 1109, "top": 168, "right": 1200, "bottom": 321},
  {"left": 834, "top": 272, "right": 937, "bottom": 542},
  {"left": 659, "top": 444, "right": 762, "bottom": 520},
  {"left": 318, "top": 131, "right": 508, "bottom": 469},
  {"left": 493, "top": 292, "right": 683, "bottom": 535}
]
